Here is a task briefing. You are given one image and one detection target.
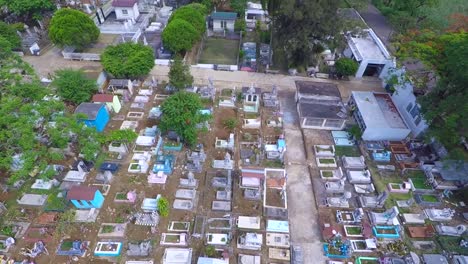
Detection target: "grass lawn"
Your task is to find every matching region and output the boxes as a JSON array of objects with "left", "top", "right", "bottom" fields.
[
  {"left": 101, "top": 225, "right": 115, "bottom": 233},
  {"left": 345, "top": 226, "right": 362, "bottom": 235},
  {"left": 115, "top": 193, "right": 127, "bottom": 200},
  {"left": 318, "top": 158, "right": 336, "bottom": 164},
  {"left": 199, "top": 38, "right": 239, "bottom": 65},
  {"left": 322, "top": 171, "right": 334, "bottom": 178},
  {"left": 405, "top": 170, "right": 425, "bottom": 178},
  {"left": 410, "top": 177, "right": 431, "bottom": 190},
  {"left": 335, "top": 146, "right": 361, "bottom": 157},
  {"left": 84, "top": 34, "right": 118, "bottom": 53},
  {"left": 421, "top": 195, "right": 439, "bottom": 203},
  {"left": 438, "top": 236, "right": 468, "bottom": 254}
]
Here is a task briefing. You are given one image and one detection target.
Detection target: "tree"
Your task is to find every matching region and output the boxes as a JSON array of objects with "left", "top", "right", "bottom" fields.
[
  {"left": 169, "top": 55, "right": 193, "bottom": 91},
  {"left": 0, "top": 22, "right": 22, "bottom": 49},
  {"left": 395, "top": 30, "right": 468, "bottom": 157},
  {"left": 52, "top": 69, "right": 97, "bottom": 104},
  {"left": 170, "top": 5, "right": 206, "bottom": 34},
  {"left": 48, "top": 8, "right": 99, "bottom": 51},
  {"left": 160, "top": 92, "right": 208, "bottom": 146},
  {"left": 335, "top": 58, "right": 359, "bottom": 77},
  {"left": 0, "top": 0, "right": 55, "bottom": 20},
  {"left": 0, "top": 36, "right": 13, "bottom": 59},
  {"left": 185, "top": 3, "right": 209, "bottom": 15},
  {"left": 230, "top": 0, "right": 247, "bottom": 16},
  {"left": 162, "top": 19, "right": 199, "bottom": 53},
  {"left": 101, "top": 42, "right": 155, "bottom": 78}
]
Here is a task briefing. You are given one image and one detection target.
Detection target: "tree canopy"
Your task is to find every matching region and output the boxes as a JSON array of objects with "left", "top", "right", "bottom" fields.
[
  {"left": 170, "top": 5, "right": 206, "bottom": 34},
  {"left": 169, "top": 55, "right": 193, "bottom": 91},
  {"left": 48, "top": 8, "right": 100, "bottom": 51},
  {"left": 395, "top": 30, "right": 468, "bottom": 157},
  {"left": 162, "top": 19, "right": 199, "bottom": 53},
  {"left": 0, "top": 0, "right": 55, "bottom": 20},
  {"left": 0, "top": 22, "right": 22, "bottom": 49},
  {"left": 335, "top": 58, "right": 359, "bottom": 77},
  {"left": 160, "top": 92, "right": 208, "bottom": 146},
  {"left": 184, "top": 3, "right": 209, "bottom": 15},
  {"left": 52, "top": 69, "right": 98, "bottom": 105},
  {"left": 101, "top": 42, "right": 155, "bottom": 78}
]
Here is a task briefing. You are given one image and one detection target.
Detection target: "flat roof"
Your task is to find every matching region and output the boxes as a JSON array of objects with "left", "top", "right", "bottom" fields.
[
  {"left": 298, "top": 99, "right": 346, "bottom": 119},
  {"left": 295, "top": 81, "right": 341, "bottom": 98},
  {"left": 352, "top": 91, "right": 408, "bottom": 129},
  {"left": 346, "top": 29, "right": 392, "bottom": 61}
]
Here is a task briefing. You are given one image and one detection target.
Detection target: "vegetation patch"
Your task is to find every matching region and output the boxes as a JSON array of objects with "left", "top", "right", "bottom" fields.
[
  {"left": 199, "top": 38, "right": 239, "bottom": 65},
  {"left": 335, "top": 146, "right": 361, "bottom": 157}
]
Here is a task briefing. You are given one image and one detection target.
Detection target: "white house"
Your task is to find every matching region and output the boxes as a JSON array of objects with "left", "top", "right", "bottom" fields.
[
  {"left": 210, "top": 11, "right": 237, "bottom": 32},
  {"left": 344, "top": 29, "right": 395, "bottom": 79},
  {"left": 295, "top": 81, "right": 347, "bottom": 130},
  {"left": 245, "top": 2, "right": 269, "bottom": 29},
  {"left": 349, "top": 91, "right": 411, "bottom": 141},
  {"left": 112, "top": 0, "right": 140, "bottom": 21},
  {"left": 383, "top": 68, "right": 428, "bottom": 138}
]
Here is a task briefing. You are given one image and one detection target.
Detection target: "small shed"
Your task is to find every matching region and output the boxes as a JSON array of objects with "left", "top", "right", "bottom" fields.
[
  {"left": 210, "top": 12, "right": 237, "bottom": 32},
  {"left": 67, "top": 186, "right": 105, "bottom": 209},
  {"left": 74, "top": 103, "right": 110, "bottom": 132},
  {"left": 112, "top": 0, "right": 140, "bottom": 20},
  {"left": 92, "top": 94, "right": 122, "bottom": 113}
]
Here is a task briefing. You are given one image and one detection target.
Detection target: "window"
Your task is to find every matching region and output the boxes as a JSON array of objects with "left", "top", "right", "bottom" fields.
[
  {"left": 304, "top": 118, "right": 324, "bottom": 127},
  {"left": 414, "top": 116, "right": 421, "bottom": 126},
  {"left": 410, "top": 105, "right": 420, "bottom": 118},
  {"left": 121, "top": 9, "right": 128, "bottom": 15},
  {"left": 221, "top": 20, "right": 227, "bottom": 28},
  {"left": 406, "top": 102, "right": 413, "bottom": 112}
]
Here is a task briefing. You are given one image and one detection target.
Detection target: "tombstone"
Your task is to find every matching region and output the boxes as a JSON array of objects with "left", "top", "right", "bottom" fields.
[
  {"left": 179, "top": 171, "right": 198, "bottom": 189},
  {"left": 244, "top": 189, "right": 261, "bottom": 200},
  {"left": 127, "top": 240, "right": 151, "bottom": 257}
]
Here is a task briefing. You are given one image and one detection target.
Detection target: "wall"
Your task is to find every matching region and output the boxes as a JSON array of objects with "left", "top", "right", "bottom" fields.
[
  {"left": 115, "top": 4, "right": 140, "bottom": 20},
  {"left": 90, "top": 191, "right": 105, "bottom": 208},
  {"left": 94, "top": 106, "right": 110, "bottom": 132},
  {"left": 213, "top": 20, "right": 235, "bottom": 32},
  {"left": 362, "top": 126, "right": 411, "bottom": 141}
]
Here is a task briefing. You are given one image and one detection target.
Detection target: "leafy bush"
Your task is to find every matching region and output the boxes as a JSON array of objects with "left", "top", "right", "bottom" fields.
[
  {"left": 101, "top": 42, "right": 155, "bottom": 78},
  {"left": 157, "top": 197, "right": 170, "bottom": 217},
  {"left": 235, "top": 19, "right": 246, "bottom": 32},
  {"left": 169, "top": 6, "right": 205, "bottom": 34},
  {"left": 223, "top": 118, "right": 238, "bottom": 130},
  {"left": 48, "top": 9, "right": 99, "bottom": 51},
  {"left": 335, "top": 58, "right": 359, "bottom": 77},
  {"left": 348, "top": 124, "right": 362, "bottom": 140},
  {"left": 52, "top": 69, "right": 98, "bottom": 104},
  {"left": 204, "top": 245, "right": 217, "bottom": 257},
  {"left": 162, "top": 19, "right": 199, "bottom": 53},
  {"left": 0, "top": 22, "right": 22, "bottom": 49}
]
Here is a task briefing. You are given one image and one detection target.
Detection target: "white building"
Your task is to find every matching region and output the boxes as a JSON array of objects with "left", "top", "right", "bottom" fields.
[
  {"left": 383, "top": 68, "right": 428, "bottom": 138},
  {"left": 210, "top": 12, "right": 237, "bottom": 32},
  {"left": 245, "top": 2, "right": 269, "bottom": 29},
  {"left": 295, "top": 81, "right": 347, "bottom": 130},
  {"left": 112, "top": 0, "right": 140, "bottom": 20},
  {"left": 349, "top": 91, "right": 411, "bottom": 141},
  {"left": 344, "top": 29, "right": 395, "bottom": 79}
]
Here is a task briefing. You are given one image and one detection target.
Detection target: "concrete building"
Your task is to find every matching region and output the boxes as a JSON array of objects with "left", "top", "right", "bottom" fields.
[
  {"left": 383, "top": 68, "right": 428, "bottom": 138},
  {"left": 349, "top": 91, "right": 410, "bottom": 141},
  {"left": 344, "top": 29, "right": 395, "bottom": 79},
  {"left": 112, "top": 0, "right": 140, "bottom": 20},
  {"left": 295, "top": 81, "right": 347, "bottom": 130},
  {"left": 92, "top": 94, "right": 122, "bottom": 113},
  {"left": 74, "top": 103, "right": 110, "bottom": 132},
  {"left": 66, "top": 186, "right": 105, "bottom": 209},
  {"left": 210, "top": 12, "right": 237, "bottom": 32},
  {"left": 245, "top": 2, "right": 269, "bottom": 29}
]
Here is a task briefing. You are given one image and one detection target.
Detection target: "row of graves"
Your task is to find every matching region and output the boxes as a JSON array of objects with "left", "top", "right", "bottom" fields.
[{"left": 313, "top": 131, "right": 468, "bottom": 264}]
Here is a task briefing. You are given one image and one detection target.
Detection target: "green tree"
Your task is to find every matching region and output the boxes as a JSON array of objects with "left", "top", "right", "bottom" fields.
[
  {"left": 48, "top": 8, "right": 100, "bottom": 51},
  {"left": 0, "top": 22, "right": 22, "bottom": 49},
  {"left": 52, "top": 69, "right": 97, "bottom": 104},
  {"left": 0, "top": 36, "right": 12, "bottom": 59},
  {"left": 335, "top": 58, "right": 359, "bottom": 77},
  {"left": 395, "top": 30, "right": 468, "bottom": 157},
  {"left": 230, "top": 0, "right": 247, "bottom": 16},
  {"left": 103, "top": 129, "right": 138, "bottom": 145},
  {"left": 162, "top": 19, "right": 199, "bottom": 53},
  {"left": 0, "top": 0, "right": 55, "bottom": 20},
  {"left": 170, "top": 6, "right": 205, "bottom": 33},
  {"left": 169, "top": 55, "right": 193, "bottom": 91},
  {"left": 185, "top": 3, "right": 209, "bottom": 15},
  {"left": 160, "top": 92, "right": 207, "bottom": 146},
  {"left": 101, "top": 42, "right": 155, "bottom": 78}
]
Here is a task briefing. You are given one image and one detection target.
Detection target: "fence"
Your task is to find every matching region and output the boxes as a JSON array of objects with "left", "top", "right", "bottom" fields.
[{"left": 62, "top": 50, "right": 100, "bottom": 61}]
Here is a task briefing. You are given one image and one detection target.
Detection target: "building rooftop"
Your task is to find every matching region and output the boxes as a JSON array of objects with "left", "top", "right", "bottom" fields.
[
  {"left": 241, "top": 168, "right": 265, "bottom": 179},
  {"left": 112, "top": 0, "right": 137, "bottom": 7},
  {"left": 295, "top": 81, "right": 341, "bottom": 98},
  {"left": 66, "top": 186, "right": 98, "bottom": 200},
  {"left": 346, "top": 29, "right": 392, "bottom": 62},
  {"left": 352, "top": 91, "right": 407, "bottom": 129},
  {"left": 74, "top": 103, "right": 105, "bottom": 120},
  {"left": 298, "top": 98, "right": 347, "bottom": 119},
  {"left": 92, "top": 94, "right": 114, "bottom": 103},
  {"left": 422, "top": 254, "right": 449, "bottom": 264},
  {"left": 211, "top": 11, "right": 237, "bottom": 20},
  {"left": 434, "top": 160, "right": 468, "bottom": 181}
]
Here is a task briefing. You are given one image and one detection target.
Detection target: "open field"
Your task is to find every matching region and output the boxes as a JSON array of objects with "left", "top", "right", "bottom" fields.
[{"left": 198, "top": 38, "right": 239, "bottom": 65}]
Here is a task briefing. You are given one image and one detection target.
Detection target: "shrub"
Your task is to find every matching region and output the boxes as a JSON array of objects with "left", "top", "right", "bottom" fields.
[
  {"left": 335, "top": 57, "right": 359, "bottom": 77},
  {"left": 101, "top": 42, "right": 155, "bottom": 78},
  {"left": 157, "top": 197, "right": 170, "bottom": 217},
  {"left": 223, "top": 118, "right": 238, "bottom": 130}
]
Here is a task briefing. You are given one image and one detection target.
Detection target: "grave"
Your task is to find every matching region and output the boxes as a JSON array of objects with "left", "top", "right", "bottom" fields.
[
  {"left": 153, "top": 154, "right": 175, "bottom": 174},
  {"left": 24, "top": 227, "right": 54, "bottom": 242},
  {"left": 192, "top": 216, "right": 205, "bottom": 238},
  {"left": 154, "top": 94, "right": 169, "bottom": 101},
  {"left": 94, "top": 241, "right": 123, "bottom": 257},
  {"left": 212, "top": 201, "right": 231, "bottom": 211},
  {"left": 320, "top": 168, "right": 344, "bottom": 181},
  {"left": 160, "top": 233, "right": 188, "bottom": 246},
  {"left": 237, "top": 216, "right": 261, "bottom": 230},
  {"left": 179, "top": 171, "right": 198, "bottom": 189},
  {"left": 168, "top": 222, "right": 190, "bottom": 232},
  {"left": 92, "top": 184, "right": 111, "bottom": 196},
  {"left": 139, "top": 89, "right": 153, "bottom": 96},
  {"left": 74, "top": 209, "right": 100, "bottom": 222},
  {"left": 314, "top": 145, "right": 336, "bottom": 157},
  {"left": 266, "top": 233, "right": 290, "bottom": 248},
  {"left": 17, "top": 194, "right": 47, "bottom": 207},
  {"left": 114, "top": 191, "right": 137, "bottom": 204},
  {"left": 237, "top": 232, "right": 263, "bottom": 250},
  {"left": 414, "top": 193, "right": 442, "bottom": 207},
  {"left": 98, "top": 223, "right": 127, "bottom": 238},
  {"left": 127, "top": 240, "right": 151, "bottom": 257},
  {"left": 243, "top": 118, "right": 261, "bottom": 129},
  {"left": 218, "top": 89, "right": 236, "bottom": 108},
  {"left": 262, "top": 85, "right": 279, "bottom": 108},
  {"left": 206, "top": 233, "right": 230, "bottom": 245},
  {"left": 127, "top": 112, "right": 145, "bottom": 119},
  {"left": 354, "top": 183, "right": 375, "bottom": 194},
  {"left": 358, "top": 191, "right": 388, "bottom": 208},
  {"left": 162, "top": 248, "right": 192, "bottom": 264},
  {"left": 369, "top": 206, "right": 400, "bottom": 225},
  {"left": 148, "top": 106, "right": 162, "bottom": 119},
  {"left": 396, "top": 198, "right": 414, "bottom": 208},
  {"left": 141, "top": 197, "right": 159, "bottom": 212},
  {"left": 173, "top": 200, "right": 194, "bottom": 210},
  {"left": 266, "top": 220, "right": 289, "bottom": 233},
  {"left": 96, "top": 171, "right": 113, "bottom": 184},
  {"left": 130, "top": 102, "right": 146, "bottom": 109},
  {"left": 264, "top": 137, "right": 286, "bottom": 160},
  {"left": 268, "top": 248, "right": 290, "bottom": 260},
  {"left": 342, "top": 156, "right": 366, "bottom": 170},
  {"left": 134, "top": 212, "right": 159, "bottom": 226},
  {"left": 407, "top": 225, "right": 435, "bottom": 238},
  {"left": 325, "top": 180, "right": 346, "bottom": 194},
  {"left": 350, "top": 239, "right": 377, "bottom": 252},
  {"left": 347, "top": 170, "right": 372, "bottom": 184},
  {"left": 424, "top": 208, "right": 455, "bottom": 222},
  {"left": 401, "top": 213, "right": 426, "bottom": 224},
  {"left": 326, "top": 192, "right": 352, "bottom": 208},
  {"left": 435, "top": 224, "right": 466, "bottom": 237},
  {"left": 387, "top": 182, "right": 411, "bottom": 193},
  {"left": 336, "top": 208, "right": 364, "bottom": 224},
  {"left": 120, "top": 120, "right": 139, "bottom": 131},
  {"left": 63, "top": 170, "right": 88, "bottom": 182},
  {"left": 175, "top": 189, "right": 196, "bottom": 200},
  {"left": 199, "top": 85, "right": 215, "bottom": 100},
  {"left": 343, "top": 225, "right": 363, "bottom": 237},
  {"left": 31, "top": 179, "right": 55, "bottom": 190},
  {"left": 215, "top": 133, "right": 235, "bottom": 150},
  {"left": 373, "top": 226, "right": 400, "bottom": 239},
  {"left": 242, "top": 85, "right": 261, "bottom": 113},
  {"left": 316, "top": 157, "right": 338, "bottom": 168},
  {"left": 207, "top": 217, "right": 233, "bottom": 230},
  {"left": 244, "top": 189, "right": 261, "bottom": 200},
  {"left": 148, "top": 171, "right": 168, "bottom": 184},
  {"left": 56, "top": 240, "right": 89, "bottom": 256},
  {"left": 238, "top": 254, "right": 261, "bottom": 264}
]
